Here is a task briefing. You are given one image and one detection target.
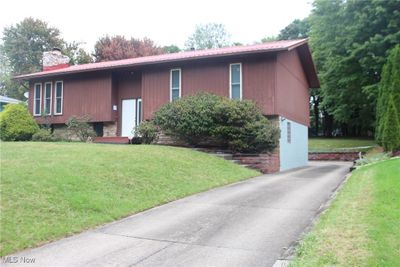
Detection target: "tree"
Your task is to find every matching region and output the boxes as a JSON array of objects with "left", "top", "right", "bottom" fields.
[
  {"left": 131, "top": 37, "right": 164, "bottom": 57},
  {"left": 376, "top": 45, "right": 400, "bottom": 144},
  {"left": 63, "top": 42, "right": 93, "bottom": 65},
  {"left": 381, "top": 97, "right": 400, "bottom": 152},
  {"left": 2, "top": 17, "right": 65, "bottom": 75},
  {"left": 1, "top": 18, "right": 93, "bottom": 99},
  {"left": 309, "top": 0, "right": 400, "bottom": 136},
  {"left": 261, "top": 36, "right": 277, "bottom": 43},
  {"left": 184, "top": 23, "right": 231, "bottom": 50},
  {"left": 0, "top": 47, "right": 25, "bottom": 99},
  {"left": 163, "top": 45, "right": 181, "bottom": 53},
  {"left": 94, "top": 36, "right": 163, "bottom": 62},
  {"left": 278, "top": 18, "right": 310, "bottom": 40}
]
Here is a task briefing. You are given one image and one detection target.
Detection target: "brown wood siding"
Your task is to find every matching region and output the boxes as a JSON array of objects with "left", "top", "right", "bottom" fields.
[
  {"left": 275, "top": 49, "right": 310, "bottom": 126},
  {"left": 242, "top": 58, "right": 276, "bottom": 115},
  {"left": 30, "top": 72, "right": 113, "bottom": 124},
  {"left": 181, "top": 62, "right": 229, "bottom": 97},
  {"left": 142, "top": 56, "right": 276, "bottom": 119},
  {"left": 142, "top": 69, "right": 170, "bottom": 120},
  {"left": 115, "top": 72, "right": 142, "bottom": 135}
]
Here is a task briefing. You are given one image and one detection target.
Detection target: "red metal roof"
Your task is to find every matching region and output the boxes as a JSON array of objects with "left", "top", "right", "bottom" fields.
[{"left": 14, "top": 38, "right": 319, "bottom": 87}]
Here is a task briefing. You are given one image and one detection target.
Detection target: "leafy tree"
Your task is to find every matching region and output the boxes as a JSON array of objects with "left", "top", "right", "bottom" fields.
[
  {"left": 0, "top": 47, "right": 26, "bottom": 99},
  {"left": 376, "top": 45, "right": 400, "bottom": 143},
  {"left": 1, "top": 18, "right": 92, "bottom": 99},
  {"left": 381, "top": 97, "right": 400, "bottom": 152},
  {"left": 278, "top": 18, "right": 310, "bottom": 40},
  {"left": 261, "top": 36, "right": 278, "bottom": 43},
  {"left": 132, "top": 37, "right": 164, "bottom": 57},
  {"left": 94, "top": 36, "right": 163, "bottom": 62},
  {"left": 162, "top": 45, "right": 181, "bottom": 53},
  {"left": 309, "top": 0, "right": 400, "bottom": 136},
  {"left": 63, "top": 42, "right": 93, "bottom": 65},
  {"left": 184, "top": 23, "right": 231, "bottom": 50},
  {"left": 2, "top": 17, "right": 65, "bottom": 75}
]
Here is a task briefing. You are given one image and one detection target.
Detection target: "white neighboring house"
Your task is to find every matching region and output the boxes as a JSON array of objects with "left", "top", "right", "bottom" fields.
[{"left": 0, "top": 95, "right": 23, "bottom": 112}]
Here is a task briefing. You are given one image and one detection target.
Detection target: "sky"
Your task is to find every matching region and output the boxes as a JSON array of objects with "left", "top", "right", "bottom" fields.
[{"left": 1, "top": 0, "right": 313, "bottom": 52}]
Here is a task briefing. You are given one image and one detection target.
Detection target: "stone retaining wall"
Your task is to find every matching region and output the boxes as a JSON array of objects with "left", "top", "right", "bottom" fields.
[{"left": 308, "top": 152, "right": 361, "bottom": 161}]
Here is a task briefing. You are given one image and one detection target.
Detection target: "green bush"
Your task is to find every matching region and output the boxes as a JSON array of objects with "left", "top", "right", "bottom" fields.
[
  {"left": 0, "top": 104, "right": 39, "bottom": 141},
  {"left": 66, "top": 115, "right": 96, "bottom": 142},
  {"left": 136, "top": 121, "right": 159, "bottom": 144},
  {"left": 153, "top": 92, "right": 280, "bottom": 153},
  {"left": 212, "top": 99, "right": 280, "bottom": 152},
  {"left": 154, "top": 93, "right": 221, "bottom": 144},
  {"left": 32, "top": 128, "right": 53, "bottom": 141}
]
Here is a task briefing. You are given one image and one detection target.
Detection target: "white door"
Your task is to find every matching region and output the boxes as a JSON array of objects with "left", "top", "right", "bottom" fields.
[{"left": 121, "top": 99, "right": 136, "bottom": 137}]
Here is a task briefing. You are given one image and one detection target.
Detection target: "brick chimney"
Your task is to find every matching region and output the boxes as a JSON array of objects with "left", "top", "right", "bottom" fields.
[{"left": 42, "top": 48, "right": 70, "bottom": 71}]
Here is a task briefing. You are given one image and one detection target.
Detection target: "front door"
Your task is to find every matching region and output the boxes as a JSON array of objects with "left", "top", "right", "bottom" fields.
[{"left": 121, "top": 98, "right": 142, "bottom": 137}]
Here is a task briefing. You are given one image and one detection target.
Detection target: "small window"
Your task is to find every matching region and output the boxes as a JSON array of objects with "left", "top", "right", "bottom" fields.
[
  {"left": 33, "top": 83, "right": 42, "bottom": 116},
  {"left": 287, "top": 122, "right": 291, "bottom": 143},
  {"left": 44, "top": 82, "right": 52, "bottom": 115},
  {"left": 170, "top": 69, "right": 181, "bottom": 101},
  {"left": 136, "top": 98, "right": 142, "bottom": 126},
  {"left": 230, "top": 63, "right": 242, "bottom": 100},
  {"left": 54, "top": 81, "right": 63, "bottom": 115}
]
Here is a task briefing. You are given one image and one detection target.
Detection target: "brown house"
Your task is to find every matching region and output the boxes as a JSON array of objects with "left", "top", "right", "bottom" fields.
[{"left": 15, "top": 39, "right": 319, "bottom": 171}]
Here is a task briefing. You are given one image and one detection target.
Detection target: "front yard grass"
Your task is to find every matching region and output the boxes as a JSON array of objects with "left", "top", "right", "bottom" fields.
[
  {"left": 0, "top": 142, "right": 259, "bottom": 256},
  {"left": 309, "top": 138, "right": 376, "bottom": 152},
  {"left": 291, "top": 158, "right": 400, "bottom": 267}
]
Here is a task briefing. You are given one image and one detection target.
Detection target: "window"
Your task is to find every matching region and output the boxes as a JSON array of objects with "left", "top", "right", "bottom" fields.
[
  {"left": 33, "top": 83, "right": 42, "bottom": 116},
  {"left": 136, "top": 98, "right": 142, "bottom": 126},
  {"left": 287, "top": 121, "right": 291, "bottom": 143},
  {"left": 170, "top": 69, "right": 181, "bottom": 101},
  {"left": 44, "top": 82, "right": 52, "bottom": 115},
  {"left": 230, "top": 63, "right": 242, "bottom": 100},
  {"left": 54, "top": 81, "right": 63, "bottom": 115}
]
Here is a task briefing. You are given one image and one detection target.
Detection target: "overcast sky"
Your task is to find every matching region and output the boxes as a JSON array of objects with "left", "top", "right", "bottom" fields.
[{"left": 1, "top": 0, "right": 312, "bottom": 52}]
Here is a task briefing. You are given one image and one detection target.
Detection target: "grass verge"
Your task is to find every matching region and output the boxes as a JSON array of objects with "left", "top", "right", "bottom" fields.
[
  {"left": 290, "top": 158, "right": 400, "bottom": 267},
  {"left": 0, "top": 142, "right": 259, "bottom": 256},
  {"left": 309, "top": 138, "right": 376, "bottom": 152}
]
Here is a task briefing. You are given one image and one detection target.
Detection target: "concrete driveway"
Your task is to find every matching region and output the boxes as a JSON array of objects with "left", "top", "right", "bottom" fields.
[{"left": 5, "top": 161, "right": 352, "bottom": 267}]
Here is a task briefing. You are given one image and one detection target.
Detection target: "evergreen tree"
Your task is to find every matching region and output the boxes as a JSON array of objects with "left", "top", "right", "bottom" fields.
[
  {"left": 376, "top": 45, "right": 400, "bottom": 143},
  {"left": 381, "top": 97, "right": 400, "bottom": 152}
]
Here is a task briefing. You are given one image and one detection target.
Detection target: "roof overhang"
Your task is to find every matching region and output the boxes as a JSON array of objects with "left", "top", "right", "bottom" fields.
[{"left": 13, "top": 38, "right": 319, "bottom": 88}]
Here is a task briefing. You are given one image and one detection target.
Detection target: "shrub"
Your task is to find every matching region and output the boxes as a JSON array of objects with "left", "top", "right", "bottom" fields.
[
  {"left": 153, "top": 92, "right": 280, "bottom": 153},
  {"left": 212, "top": 99, "right": 280, "bottom": 152},
  {"left": 32, "top": 128, "right": 53, "bottom": 141},
  {"left": 136, "top": 120, "right": 159, "bottom": 144},
  {"left": 0, "top": 104, "right": 39, "bottom": 141},
  {"left": 154, "top": 92, "right": 221, "bottom": 144},
  {"left": 66, "top": 115, "right": 96, "bottom": 142}
]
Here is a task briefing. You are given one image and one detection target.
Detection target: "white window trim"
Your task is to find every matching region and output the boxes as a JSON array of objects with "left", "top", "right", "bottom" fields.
[
  {"left": 54, "top": 81, "right": 63, "bottom": 115},
  {"left": 44, "top": 82, "right": 52, "bottom": 115},
  {"left": 136, "top": 98, "right": 142, "bottom": 126},
  {"left": 229, "top": 63, "right": 242, "bottom": 100},
  {"left": 33, "top": 83, "right": 42, "bottom": 116},
  {"left": 170, "top": 68, "right": 181, "bottom": 102}
]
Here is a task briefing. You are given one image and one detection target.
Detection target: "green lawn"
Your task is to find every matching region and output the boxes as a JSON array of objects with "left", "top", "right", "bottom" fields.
[
  {"left": 291, "top": 158, "right": 400, "bottom": 267},
  {"left": 309, "top": 138, "right": 376, "bottom": 152},
  {"left": 0, "top": 142, "right": 258, "bottom": 256}
]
